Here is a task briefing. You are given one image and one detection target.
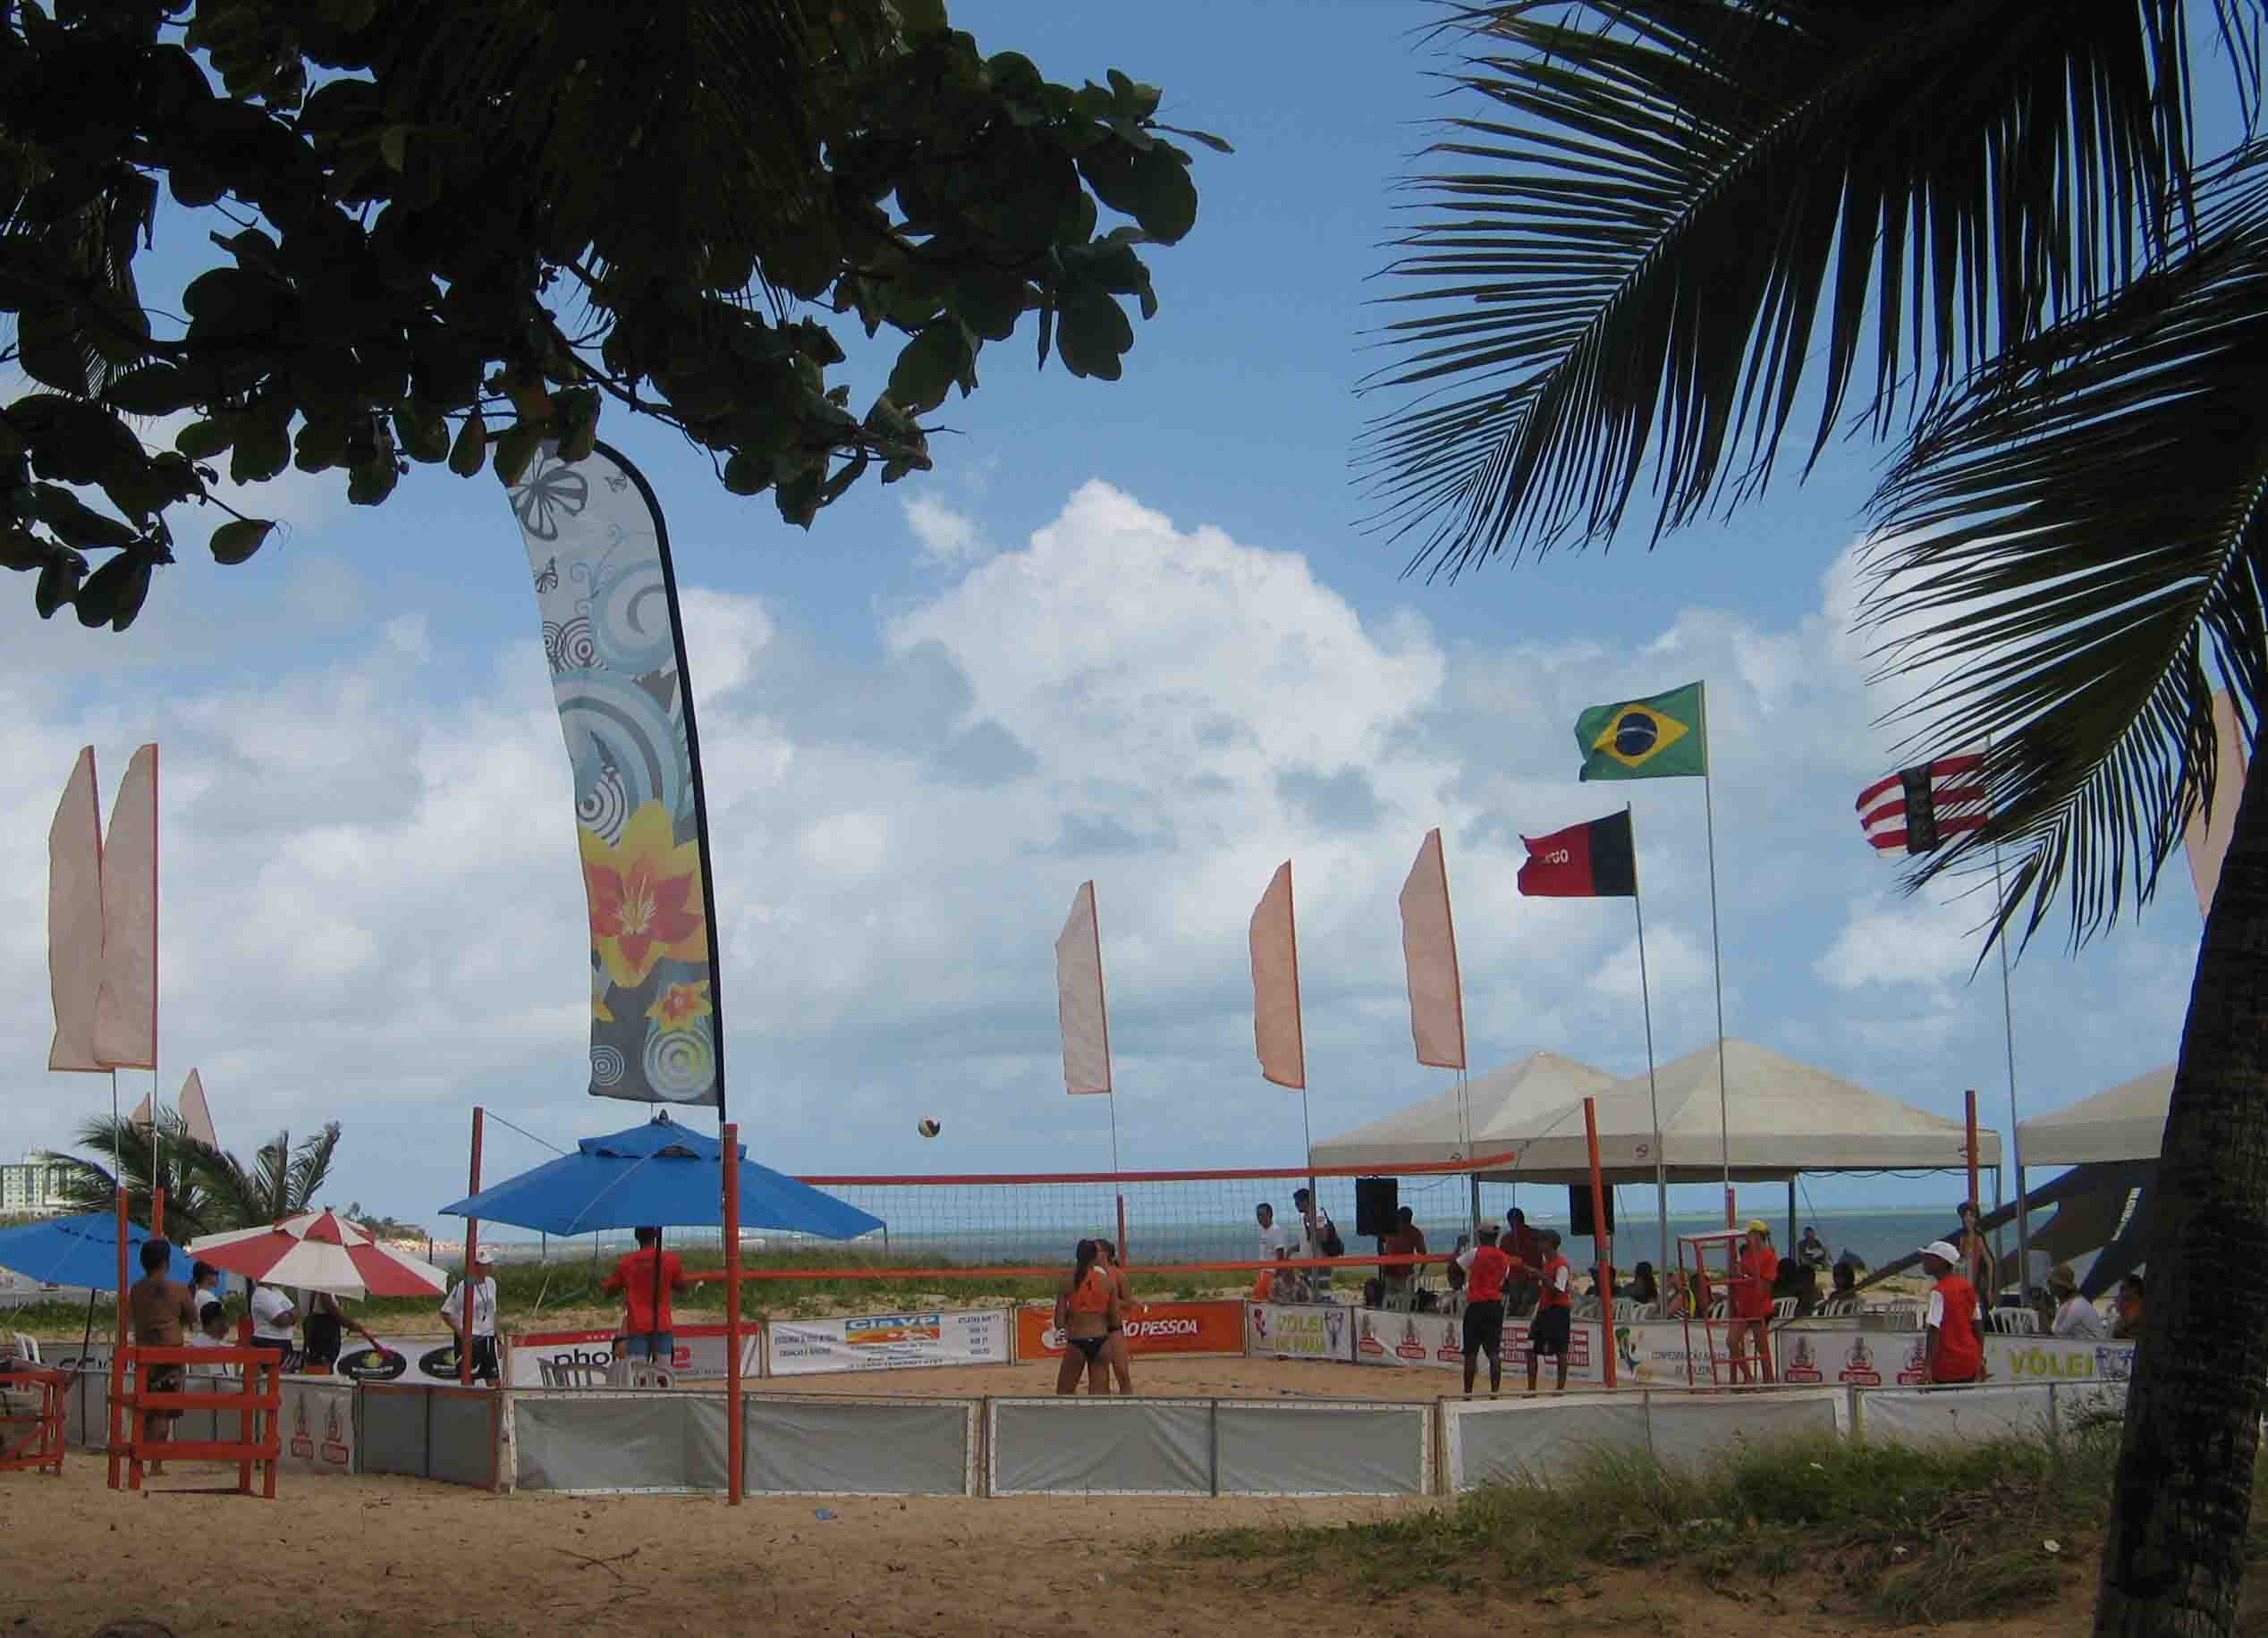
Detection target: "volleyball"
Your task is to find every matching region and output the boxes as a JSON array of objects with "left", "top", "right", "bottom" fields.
[{"left": 918, "top": 1118, "right": 942, "bottom": 1138}]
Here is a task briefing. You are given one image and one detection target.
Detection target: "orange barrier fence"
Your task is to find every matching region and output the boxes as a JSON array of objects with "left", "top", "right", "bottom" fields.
[
  {"left": 113, "top": 1346, "right": 282, "bottom": 1497},
  {"left": 0, "top": 1366, "right": 67, "bottom": 1477}
]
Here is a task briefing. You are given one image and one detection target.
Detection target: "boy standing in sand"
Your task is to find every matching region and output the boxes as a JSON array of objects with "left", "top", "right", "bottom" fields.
[
  {"left": 126, "top": 1238, "right": 194, "bottom": 1475},
  {"left": 1526, "top": 1228, "right": 1574, "bottom": 1393}
]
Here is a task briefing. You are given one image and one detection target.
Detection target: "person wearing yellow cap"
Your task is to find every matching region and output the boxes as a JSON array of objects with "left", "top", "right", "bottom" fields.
[{"left": 1728, "top": 1220, "right": 1779, "bottom": 1385}]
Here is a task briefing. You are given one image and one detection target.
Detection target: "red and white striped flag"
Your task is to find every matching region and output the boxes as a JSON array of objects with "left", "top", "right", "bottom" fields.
[{"left": 1856, "top": 754, "right": 1988, "bottom": 855}]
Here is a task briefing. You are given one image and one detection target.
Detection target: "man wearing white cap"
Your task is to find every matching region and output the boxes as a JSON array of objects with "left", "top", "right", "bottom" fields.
[
  {"left": 439, "top": 1247, "right": 500, "bottom": 1386},
  {"left": 1918, "top": 1239, "right": 1985, "bottom": 1386}
]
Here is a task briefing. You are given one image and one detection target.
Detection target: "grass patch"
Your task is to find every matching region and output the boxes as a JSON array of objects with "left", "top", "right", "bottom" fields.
[{"left": 1176, "top": 1427, "right": 2126, "bottom": 1622}]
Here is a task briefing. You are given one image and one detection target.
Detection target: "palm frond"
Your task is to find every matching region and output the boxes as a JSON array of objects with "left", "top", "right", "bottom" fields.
[
  {"left": 1358, "top": 0, "right": 2249, "bottom": 577},
  {"left": 288, "top": 1123, "right": 342, "bottom": 1213},
  {"left": 1863, "top": 146, "right": 2268, "bottom": 948}
]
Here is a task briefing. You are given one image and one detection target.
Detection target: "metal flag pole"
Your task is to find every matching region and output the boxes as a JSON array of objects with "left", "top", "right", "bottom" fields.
[
  {"left": 1629, "top": 805, "right": 1670, "bottom": 1282},
  {"left": 1698, "top": 681, "right": 1733, "bottom": 1227},
  {"left": 1991, "top": 840, "right": 2028, "bottom": 1298},
  {"left": 1092, "top": 882, "right": 1127, "bottom": 1262}
]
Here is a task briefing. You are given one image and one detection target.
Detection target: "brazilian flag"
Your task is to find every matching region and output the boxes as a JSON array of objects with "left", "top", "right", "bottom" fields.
[{"left": 1575, "top": 682, "right": 1708, "bottom": 781}]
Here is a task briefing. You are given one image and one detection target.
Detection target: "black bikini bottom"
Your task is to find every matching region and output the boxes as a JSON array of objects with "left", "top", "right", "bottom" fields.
[{"left": 1071, "top": 1336, "right": 1106, "bottom": 1361}]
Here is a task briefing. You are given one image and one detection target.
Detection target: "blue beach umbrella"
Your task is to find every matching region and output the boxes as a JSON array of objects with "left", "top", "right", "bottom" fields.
[
  {"left": 0, "top": 1211, "right": 194, "bottom": 1290},
  {"left": 438, "top": 1112, "right": 883, "bottom": 1240}
]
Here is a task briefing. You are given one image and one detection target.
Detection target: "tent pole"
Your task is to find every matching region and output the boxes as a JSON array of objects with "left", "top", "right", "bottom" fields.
[
  {"left": 460, "top": 1107, "right": 483, "bottom": 1388},
  {"left": 1964, "top": 1089, "right": 1983, "bottom": 1295},
  {"left": 723, "top": 1121, "right": 743, "bottom": 1505}
]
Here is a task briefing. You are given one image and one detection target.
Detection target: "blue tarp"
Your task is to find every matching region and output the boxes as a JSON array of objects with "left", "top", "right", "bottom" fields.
[
  {"left": 0, "top": 1211, "right": 195, "bottom": 1290},
  {"left": 438, "top": 1114, "right": 883, "bottom": 1239}
]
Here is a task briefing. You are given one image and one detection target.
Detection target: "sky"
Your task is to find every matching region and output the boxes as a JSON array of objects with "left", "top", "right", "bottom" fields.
[{"left": 0, "top": 2, "right": 2219, "bottom": 1236}]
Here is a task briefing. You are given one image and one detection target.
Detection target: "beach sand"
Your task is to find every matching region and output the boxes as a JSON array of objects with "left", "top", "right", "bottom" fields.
[{"left": 0, "top": 1456, "right": 2099, "bottom": 1637}]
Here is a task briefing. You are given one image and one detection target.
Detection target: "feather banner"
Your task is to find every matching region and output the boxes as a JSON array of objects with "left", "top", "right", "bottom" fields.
[
  {"left": 92, "top": 744, "right": 156, "bottom": 1070},
  {"left": 1054, "top": 882, "right": 1113, "bottom": 1095},
  {"left": 508, "top": 443, "right": 724, "bottom": 1110},
  {"left": 1249, "top": 861, "right": 1306, "bottom": 1090},
  {"left": 1399, "top": 829, "right": 1468, "bottom": 1069},
  {"left": 47, "top": 747, "right": 104, "bottom": 1072}
]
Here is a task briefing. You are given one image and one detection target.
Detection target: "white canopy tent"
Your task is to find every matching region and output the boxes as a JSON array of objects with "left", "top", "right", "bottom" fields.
[
  {"left": 1475, "top": 1038, "right": 1999, "bottom": 1186},
  {"left": 1309, "top": 1050, "right": 1618, "bottom": 1169},
  {"left": 2017, "top": 1065, "right": 2171, "bottom": 1166}
]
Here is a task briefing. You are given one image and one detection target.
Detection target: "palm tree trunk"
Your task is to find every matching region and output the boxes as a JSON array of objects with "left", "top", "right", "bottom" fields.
[{"left": 2096, "top": 737, "right": 2268, "bottom": 1635}]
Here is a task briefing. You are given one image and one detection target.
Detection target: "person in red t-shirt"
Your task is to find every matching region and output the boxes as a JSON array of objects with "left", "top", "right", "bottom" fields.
[
  {"left": 1729, "top": 1221, "right": 1779, "bottom": 1385},
  {"left": 603, "top": 1226, "right": 689, "bottom": 1366},
  {"left": 1456, "top": 1225, "right": 1516, "bottom": 1394},
  {"left": 1506, "top": 1209, "right": 1544, "bottom": 1315},
  {"left": 1526, "top": 1228, "right": 1574, "bottom": 1392},
  {"left": 1920, "top": 1239, "right": 1986, "bottom": 1385}
]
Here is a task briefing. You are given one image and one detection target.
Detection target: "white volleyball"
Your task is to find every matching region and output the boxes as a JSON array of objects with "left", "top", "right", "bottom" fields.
[{"left": 918, "top": 1118, "right": 942, "bottom": 1138}]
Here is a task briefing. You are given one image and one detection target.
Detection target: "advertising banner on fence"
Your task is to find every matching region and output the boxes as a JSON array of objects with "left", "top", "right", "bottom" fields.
[
  {"left": 1016, "top": 1301, "right": 1243, "bottom": 1359},
  {"left": 279, "top": 1380, "right": 356, "bottom": 1477},
  {"left": 512, "top": 1325, "right": 760, "bottom": 1387},
  {"left": 1351, "top": 1307, "right": 1600, "bottom": 1380},
  {"left": 1595, "top": 1321, "right": 2137, "bottom": 1389},
  {"left": 767, "top": 1309, "right": 1011, "bottom": 1377},
  {"left": 1246, "top": 1302, "right": 1355, "bottom": 1364}
]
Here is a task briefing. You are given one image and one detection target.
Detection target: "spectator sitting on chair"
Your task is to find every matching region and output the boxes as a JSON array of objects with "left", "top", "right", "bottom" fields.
[
  {"left": 1379, "top": 1207, "right": 1426, "bottom": 1310},
  {"left": 1830, "top": 1262, "right": 1861, "bottom": 1307},
  {"left": 1620, "top": 1262, "right": 1660, "bottom": 1308},
  {"left": 185, "top": 1259, "right": 225, "bottom": 1320},
  {"left": 1797, "top": 1226, "right": 1831, "bottom": 1272},
  {"left": 2113, "top": 1272, "right": 2145, "bottom": 1340},
  {"left": 1663, "top": 1268, "right": 1693, "bottom": 1318},
  {"left": 2049, "top": 1264, "right": 2110, "bottom": 1340},
  {"left": 439, "top": 1247, "right": 500, "bottom": 1385},
  {"left": 125, "top": 1237, "right": 194, "bottom": 1476},
  {"left": 605, "top": 1227, "right": 688, "bottom": 1366}
]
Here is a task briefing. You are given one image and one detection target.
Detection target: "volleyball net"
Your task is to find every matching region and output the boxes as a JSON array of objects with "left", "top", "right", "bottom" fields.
[{"left": 688, "top": 1153, "right": 1517, "bottom": 1281}]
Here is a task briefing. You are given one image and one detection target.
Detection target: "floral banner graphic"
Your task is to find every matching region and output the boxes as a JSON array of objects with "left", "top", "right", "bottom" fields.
[{"left": 509, "top": 443, "right": 723, "bottom": 1109}]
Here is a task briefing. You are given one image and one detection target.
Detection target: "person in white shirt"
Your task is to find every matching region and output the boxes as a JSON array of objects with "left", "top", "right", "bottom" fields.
[
  {"left": 439, "top": 1248, "right": 500, "bottom": 1385},
  {"left": 2048, "top": 1262, "right": 2110, "bottom": 1340},
  {"left": 189, "top": 1300, "right": 236, "bottom": 1376},
  {"left": 248, "top": 1284, "right": 297, "bottom": 1361},
  {"left": 1254, "top": 1202, "right": 1291, "bottom": 1301}
]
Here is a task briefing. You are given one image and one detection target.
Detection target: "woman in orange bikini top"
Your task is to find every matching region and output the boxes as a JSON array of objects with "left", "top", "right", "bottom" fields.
[{"left": 1054, "top": 1238, "right": 1118, "bottom": 1396}]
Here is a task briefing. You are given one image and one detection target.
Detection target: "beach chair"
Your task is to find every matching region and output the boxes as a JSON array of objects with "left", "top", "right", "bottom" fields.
[
  {"left": 1988, "top": 1308, "right": 2041, "bottom": 1336},
  {"left": 1771, "top": 1296, "right": 1800, "bottom": 1321},
  {"left": 1883, "top": 1301, "right": 1921, "bottom": 1330},
  {"left": 539, "top": 1355, "right": 609, "bottom": 1388}
]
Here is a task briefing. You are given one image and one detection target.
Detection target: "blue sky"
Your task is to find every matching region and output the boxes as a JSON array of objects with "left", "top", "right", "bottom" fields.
[{"left": 0, "top": 3, "right": 2217, "bottom": 1235}]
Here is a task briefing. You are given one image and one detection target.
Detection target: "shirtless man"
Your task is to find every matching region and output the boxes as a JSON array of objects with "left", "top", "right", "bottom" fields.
[{"left": 126, "top": 1238, "right": 194, "bottom": 1474}]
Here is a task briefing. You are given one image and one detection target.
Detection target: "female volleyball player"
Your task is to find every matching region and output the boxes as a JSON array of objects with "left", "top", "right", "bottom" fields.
[
  {"left": 1054, "top": 1238, "right": 1119, "bottom": 1395},
  {"left": 1095, "top": 1238, "right": 1136, "bottom": 1394}
]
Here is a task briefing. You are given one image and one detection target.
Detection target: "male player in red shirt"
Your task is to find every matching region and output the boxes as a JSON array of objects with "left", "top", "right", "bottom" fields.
[
  {"left": 1526, "top": 1228, "right": 1576, "bottom": 1392},
  {"left": 1919, "top": 1238, "right": 1986, "bottom": 1385},
  {"left": 1456, "top": 1224, "right": 1514, "bottom": 1395}
]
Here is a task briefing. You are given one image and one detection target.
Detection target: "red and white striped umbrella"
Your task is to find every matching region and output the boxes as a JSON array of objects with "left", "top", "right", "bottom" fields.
[{"left": 185, "top": 1209, "right": 449, "bottom": 1299}]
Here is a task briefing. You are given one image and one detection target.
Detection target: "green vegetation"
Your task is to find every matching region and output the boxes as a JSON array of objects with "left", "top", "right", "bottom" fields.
[{"left": 1176, "top": 1424, "right": 2268, "bottom": 1625}]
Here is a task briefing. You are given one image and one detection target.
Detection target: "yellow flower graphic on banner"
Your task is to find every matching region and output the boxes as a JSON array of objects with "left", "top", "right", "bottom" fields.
[
  {"left": 647, "top": 980, "right": 713, "bottom": 1030},
  {"left": 580, "top": 801, "right": 708, "bottom": 987},
  {"left": 592, "top": 969, "right": 614, "bottom": 1024}
]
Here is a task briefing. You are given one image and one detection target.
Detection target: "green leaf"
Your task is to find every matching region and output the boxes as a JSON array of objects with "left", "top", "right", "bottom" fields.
[
  {"left": 231, "top": 413, "right": 292, "bottom": 485},
  {"left": 897, "top": 0, "right": 948, "bottom": 36},
  {"left": 29, "top": 485, "right": 137, "bottom": 550},
  {"left": 722, "top": 449, "right": 769, "bottom": 496},
  {"left": 34, "top": 560, "right": 78, "bottom": 620},
  {"left": 108, "top": 559, "right": 154, "bottom": 631},
  {"left": 73, "top": 550, "right": 139, "bottom": 628},
  {"left": 347, "top": 454, "right": 398, "bottom": 506},
  {"left": 888, "top": 324, "right": 972, "bottom": 415},
  {"left": 106, "top": 364, "right": 199, "bottom": 418},
  {"left": 209, "top": 519, "right": 275, "bottom": 565},
  {"left": 175, "top": 419, "right": 235, "bottom": 460},
  {"left": 1122, "top": 145, "right": 1196, "bottom": 245},
  {"left": 447, "top": 410, "right": 487, "bottom": 477},
  {"left": 492, "top": 421, "right": 542, "bottom": 486},
  {"left": 1054, "top": 287, "right": 1132, "bottom": 380},
  {"left": 17, "top": 304, "right": 91, "bottom": 394},
  {"left": 1155, "top": 123, "right": 1233, "bottom": 155},
  {"left": 394, "top": 405, "right": 450, "bottom": 464},
  {"left": 380, "top": 124, "right": 410, "bottom": 172}
]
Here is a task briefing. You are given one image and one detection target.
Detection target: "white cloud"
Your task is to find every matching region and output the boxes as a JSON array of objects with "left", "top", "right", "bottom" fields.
[
  {"left": 0, "top": 486, "right": 2206, "bottom": 1225},
  {"left": 902, "top": 494, "right": 988, "bottom": 564}
]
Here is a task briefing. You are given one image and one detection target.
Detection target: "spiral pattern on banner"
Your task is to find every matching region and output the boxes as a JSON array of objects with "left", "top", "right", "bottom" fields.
[
  {"left": 590, "top": 1043, "right": 628, "bottom": 1087},
  {"left": 589, "top": 558, "right": 676, "bottom": 673},
  {"left": 574, "top": 763, "right": 630, "bottom": 843},
  {"left": 544, "top": 615, "right": 597, "bottom": 673},
  {"left": 643, "top": 1019, "right": 716, "bottom": 1099},
  {"left": 553, "top": 670, "right": 687, "bottom": 814}
]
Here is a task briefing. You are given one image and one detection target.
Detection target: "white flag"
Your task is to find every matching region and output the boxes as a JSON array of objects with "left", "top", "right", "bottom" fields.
[
  {"left": 1399, "top": 828, "right": 1468, "bottom": 1069},
  {"left": 1248, "top": 861, "right": 1306, "bottom": 1090},
  {"left": 92, "top": 743, "right": 157, "bottom": 1069},
  {"left": 47, "top": 747, "right": 105, "bottom": 1072},
  {"left": 1054, "top": 882, "right": 1113, "bottom": 1095},
  {"left": 2185, "top": 690, "right": 2249, "bottom": 916},
  {"left": 179, "top": 1068, "right": 219, "bottom": 1149},
  {"left": 128, "top": 1093, "right": 154, "bottom": 1130}
]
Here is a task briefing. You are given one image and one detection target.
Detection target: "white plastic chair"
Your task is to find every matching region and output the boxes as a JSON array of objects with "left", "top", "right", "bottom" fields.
[
  {"left": 540, "top": 1355, "right": 609, "bottom": 1388},
  {"left": 9, "top": 1334, "right": 37, "bottom": 1364},
  {"left": 1989, "top": 1307, "right": 2041, "bottom": 1336},
  {"left": 1771, "top": 1296, "right": 1800, "bottom": 1321},
  {"left": 1884, "top": 1301, "right": 1922, "bottom": 1329},
  {"left": 1630, "top": 1303, "right": 1660, "bottom": 1321},
  {"left": 1705, "top": 1296, "right": 1729, "bottom": 1321},
  {"left": 1571, "top": 1296, "right": 1601, "bottom": 1320}
]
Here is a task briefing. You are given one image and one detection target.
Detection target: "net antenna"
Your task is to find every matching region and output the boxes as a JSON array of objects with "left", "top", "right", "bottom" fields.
[{"left": 1054, "top": 882, "right": 1124, "bottom": 1256}]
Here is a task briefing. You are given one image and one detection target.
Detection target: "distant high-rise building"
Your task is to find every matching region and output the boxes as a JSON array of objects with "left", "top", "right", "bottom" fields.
[{"left": 0, "top": 1153, "right": 74, "bottom": 1217}]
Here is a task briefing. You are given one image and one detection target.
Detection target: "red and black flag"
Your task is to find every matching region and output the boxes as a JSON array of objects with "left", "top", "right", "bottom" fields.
[
  {"left": 1856, "top": 754, "right": 1987, "bottom": 856},
  {"left": 1516, "top": 810, "right": 1637, "bottom": 898}
]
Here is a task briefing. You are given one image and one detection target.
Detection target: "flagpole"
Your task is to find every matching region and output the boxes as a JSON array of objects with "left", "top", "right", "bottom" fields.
[
  {"left": 1699, "top": 681, "right": 1732, "bottom": 1227},
  {"left": 1629, "top": 804, "right": 1670, "bottom": 1283},
  {"left": 1287, "top": 864, "right": 1315, "bottom": 1202},
  {"left": 1088, "top": 882, "right": 1127, "bottom": 1262},
  {"left": 1992, "top": 840, "right": 2028, "bottom": 1299}
]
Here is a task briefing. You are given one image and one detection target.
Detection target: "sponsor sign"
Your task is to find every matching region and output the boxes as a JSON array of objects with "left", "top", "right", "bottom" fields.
[
  {"left": 512, "top": 1325, "right": 759, "bottom": 1387},
  {"left": 1350, "top": 1306, "right": 1604, "bottom": 1380},
  {"left": 278, "top": 1380, "right": 355, "bottom": 1476},
  {"left": 766, "top": 1309, "right": 1011, "bottom": 1377},
  {"left": 1987, "top": 1335, "right": 2133, "bottom": 1383},
  {"left": 1601, "top": 1321, "right": 2137, "bottom": 1389},
  {"left": 1245, "top": 1303, "right": 1355, "bottom": 1364},
  {"left": 1015, "top": 1300, "right": 1243, "bottom": 1359}
]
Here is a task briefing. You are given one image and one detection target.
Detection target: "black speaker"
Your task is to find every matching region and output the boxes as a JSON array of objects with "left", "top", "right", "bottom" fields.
[
  {"left": 1569, "top": 1186, "right": 1615, "bottom": 1237},
  {"left": 1354, "top": 1177, "right": 1399, "bottom": 1238}
]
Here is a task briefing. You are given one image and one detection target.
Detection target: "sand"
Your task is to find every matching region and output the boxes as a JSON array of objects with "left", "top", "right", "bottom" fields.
[
  {"left": 752, "top": 1352, "right": 1466, "bottom": 1402},
  {"left": 0, "top": 1456, "right": 2100, "bottom": 1637}
]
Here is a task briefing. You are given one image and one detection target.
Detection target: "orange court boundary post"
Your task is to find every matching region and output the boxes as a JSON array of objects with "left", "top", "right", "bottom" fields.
[
  {"left": 116, "top": 1345, "right": 281, "bottom": 1498},
  {"left": 107, "top": 1187, "right": 128, "bottom": 1490},
  {"left": 1584, "top": 1096, "right": 1616, "bottom": 1390},
  {"left": 723, "top": 1120, "right": 744, "bottom": 1506}
]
